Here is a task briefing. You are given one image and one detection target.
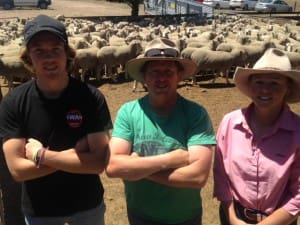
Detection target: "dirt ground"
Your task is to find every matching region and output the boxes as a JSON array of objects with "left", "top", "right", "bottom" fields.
[{"left": 0, "top": 1, "right": 300, "bottom": 225}]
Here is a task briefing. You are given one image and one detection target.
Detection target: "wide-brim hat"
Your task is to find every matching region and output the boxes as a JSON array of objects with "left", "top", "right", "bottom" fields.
[
  {"left": 24, "top": 14, "right": 68, "bottom": 46},
  {"left": 234, "top": 48, "right": 300, "bottom": 103},
  {"left": 126, "top": 38, "right": 197, "bottom": 82}
]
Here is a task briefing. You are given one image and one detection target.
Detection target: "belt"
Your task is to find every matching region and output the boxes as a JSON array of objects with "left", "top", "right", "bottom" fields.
[{"left": 234, "top": 201, "right": 268, "bottom": 223}]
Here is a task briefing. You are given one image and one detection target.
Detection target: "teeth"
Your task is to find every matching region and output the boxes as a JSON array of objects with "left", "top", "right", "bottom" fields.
[
  {"left": 45, "top": 66, "right": 56, "bottom": 70},
  {"left": 156, "top": 84, "right": 167, "bottom": 88},
  {"left": 259, "top": 96, "right": 271, "bottom": 100}
]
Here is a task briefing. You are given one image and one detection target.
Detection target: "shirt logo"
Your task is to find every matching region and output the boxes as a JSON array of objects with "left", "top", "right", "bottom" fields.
[{"left": 66, "top": 110, "right": 83, "bottom": 128}]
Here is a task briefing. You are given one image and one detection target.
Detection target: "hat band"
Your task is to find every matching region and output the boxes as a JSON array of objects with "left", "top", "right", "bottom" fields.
[{"left": 145, "top": 48, "right": 179, "bottom": 58}]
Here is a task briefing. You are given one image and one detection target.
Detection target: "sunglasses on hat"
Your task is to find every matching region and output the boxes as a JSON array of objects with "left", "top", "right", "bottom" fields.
[{"left": 145, "top": 48, "right": 180, "bottom": 58}]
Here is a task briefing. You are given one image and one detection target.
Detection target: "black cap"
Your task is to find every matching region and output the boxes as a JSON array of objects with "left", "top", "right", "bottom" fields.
[{"left": 24, "top": 14, "right": 68, "bottom": 46}]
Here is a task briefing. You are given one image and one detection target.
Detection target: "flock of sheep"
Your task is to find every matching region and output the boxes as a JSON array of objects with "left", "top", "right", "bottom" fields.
[{"left": 1, "top": 13, "right": 300, "bottom": 92}]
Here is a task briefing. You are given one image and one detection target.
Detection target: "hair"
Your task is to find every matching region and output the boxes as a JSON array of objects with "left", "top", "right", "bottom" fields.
[{"left": 19, "top": 44, "right": 76, "bottom": 74}]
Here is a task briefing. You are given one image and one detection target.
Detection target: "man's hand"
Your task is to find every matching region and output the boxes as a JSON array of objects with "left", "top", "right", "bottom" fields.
[{"left": 25, "top": 138, "right": 43, "bottom": 160}]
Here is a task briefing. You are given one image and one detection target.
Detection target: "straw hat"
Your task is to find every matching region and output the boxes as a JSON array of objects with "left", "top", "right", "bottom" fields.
[
  {"left": 126, "top": 38, "right": 197, "bottom": 82},
  {"left": 233, "top": 48, "right": 300, "bottom": 103}
]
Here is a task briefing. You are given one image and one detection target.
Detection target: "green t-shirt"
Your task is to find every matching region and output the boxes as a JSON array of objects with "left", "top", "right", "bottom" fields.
[{"left": 112, "top": 95, "right": 216, "bottom": 224}]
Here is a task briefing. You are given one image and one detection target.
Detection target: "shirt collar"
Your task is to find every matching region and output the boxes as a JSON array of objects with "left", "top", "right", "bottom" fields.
[{"left": 234, "top": 103, "right": 297, "bottom": 133}]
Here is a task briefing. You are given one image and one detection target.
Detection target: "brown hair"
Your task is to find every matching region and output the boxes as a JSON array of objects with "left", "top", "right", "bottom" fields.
[{"left": 19, "top": 45, "right": 76, "bottom": 74}]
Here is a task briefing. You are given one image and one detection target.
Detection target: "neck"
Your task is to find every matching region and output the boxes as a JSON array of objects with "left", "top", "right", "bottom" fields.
[
  {"left": 252, "top": 105, "right": 284, "bottom": 126},
  {"left": 250, "top": 105, "right": 284, "bottom": 138},
  {"left": 37, "top": 75, "right": 69, "bottom": 99},
  {"left": 148, "top": 94, "right": 178, "bottom": 115}
]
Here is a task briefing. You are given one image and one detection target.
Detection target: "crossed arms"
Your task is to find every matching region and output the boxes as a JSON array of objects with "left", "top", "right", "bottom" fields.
[
  {"left": 106, "top": 137, "right": 214, "bottom": 189},
  {"left": 2, "top": 132, "right": 109, "bottom": 182}
]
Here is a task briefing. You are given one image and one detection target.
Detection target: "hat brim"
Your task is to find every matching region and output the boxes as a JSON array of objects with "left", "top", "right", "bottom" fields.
[
  {"left": 126, "top": 57, "right": 197, "bottom": 82},
  {"left": 233, "top": 67, "right": 300, "bottom": 103}
]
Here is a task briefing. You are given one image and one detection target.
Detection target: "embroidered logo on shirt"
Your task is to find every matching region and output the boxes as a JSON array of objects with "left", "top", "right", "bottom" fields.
[{"left": 66, "top": 110, "right": 83, "bottom": 128}]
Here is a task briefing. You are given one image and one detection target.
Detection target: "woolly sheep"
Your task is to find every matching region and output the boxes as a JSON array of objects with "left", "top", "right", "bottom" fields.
[
  {"left": 0, "top": 55, "right": 33, "bottom": 90},
  {"left": 191, "top": 48, "right": 247, "bottom": 84},
  {"left": 73, "top": 47, "right": 103, "bottom": 82},
  {"left": 286, "top": 51, "right": 300, "bottom": 69},
  {"left": 97, "top": 41, "right": 143, "bottom": 81}
]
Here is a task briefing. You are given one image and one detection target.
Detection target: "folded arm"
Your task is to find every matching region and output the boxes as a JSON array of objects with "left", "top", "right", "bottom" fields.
[
  {"left": 25, "top": 132, "right": 110, "bottom": 175},
  {"left": 148, "top": 145, "right": 214, "bottom": 188},
  {"left": 105, "top": 137, "right": 189, "bottom": 181},
  {"left": 2, "top": 138, "right": 56, "bottom": 182},
  {"left": 258, "top": 208, "right": 298, "bottom": 225}
]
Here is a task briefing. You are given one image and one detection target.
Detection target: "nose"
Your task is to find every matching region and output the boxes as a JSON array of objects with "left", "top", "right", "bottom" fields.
[
  {"left": 41, "top": 50, "right": 56, "bottom": 60},
  {"left": 152, "top": 73, "right": 165, "bottom": 81},
  {"left": 260, "top": 83, "right": 273, "bottom": 92},
  {"left": 39, "top": 50, "right": 56, "bottom": 60}
]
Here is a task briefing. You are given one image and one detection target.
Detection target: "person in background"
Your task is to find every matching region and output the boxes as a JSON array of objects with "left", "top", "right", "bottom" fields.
[
  {"left": 106, "top": 38, "right": 216, "bottom": 225},
  {"left": 0, "top": 14, "right": 112, "bottom": 225},
  {"left": 214, "top": 48, "right": 300, "bottom": 225}
]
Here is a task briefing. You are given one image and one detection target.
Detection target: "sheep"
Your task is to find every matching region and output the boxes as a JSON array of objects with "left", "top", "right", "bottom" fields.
[
  {"left": 1, "top": 14, "right": 300, "bottom": 90},
  {"left": 73, "top": 47, "right": 104, "bottom": 82},
  {"left": 286, "top": 51, "right": 300, "bottom": 70},
  {"left": 97, "top": 41, "right": 143, "bottom": 82},
  {"left": 190, "top": 48, "right": 248, "bottom": 84},
  {"left": 115, "top": 41, "right": 143, "bottom": 68},
  {"left": 69, "top": 36, "right": 91, "bottom": 50},
  {"left": 132, "top": 80, "right": 147, "bottom": 92},
  {"left": 0, "top": 55, "right": 33, "bottom": 91},
  {"left": 128, "top": 54, "right": 147, "bottom": 92},
  {"left": 216, "top": 42, "right": 235, "bottom": 52},
  {"left": 0, "top": 85, "right": 2, "bottom": 102},
  {"left": 109, "top": 35, "right": 127, "bottom": 46},
  {"left": 236, "top": 41, "right": 276, "bottom": 68},
  {"left": 90, "top": 38, "right": 108, "bottom": 49},
  {"left": 181, "top": 47, "right": 199, "bottom": 59}
]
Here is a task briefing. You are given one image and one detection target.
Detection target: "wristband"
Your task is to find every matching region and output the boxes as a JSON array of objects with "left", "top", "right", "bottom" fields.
[
  {"left": 37, "top": 148, "right": 46, "bottom": 168},
  {"left": 32, "top": 148, "right": 44, "bottom": 167},
  {"left": 32, "top": 148, "right": 40, "bottom": 164}
]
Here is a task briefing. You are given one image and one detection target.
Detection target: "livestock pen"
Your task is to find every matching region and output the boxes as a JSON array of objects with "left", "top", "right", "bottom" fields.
[{"left": 1, "top": 7, "right": 300, "bottom": 225}]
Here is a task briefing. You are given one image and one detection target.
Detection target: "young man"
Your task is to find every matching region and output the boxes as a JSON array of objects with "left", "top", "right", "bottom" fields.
[
  {"left": 0, "top": 14, "right": 112, "bottom": 225},
  {"left": 106, "top": 38, "right": 216, "bottom": 225}
]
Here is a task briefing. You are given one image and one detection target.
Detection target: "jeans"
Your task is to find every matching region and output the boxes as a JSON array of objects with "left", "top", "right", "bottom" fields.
[
  {"left": 24, "top": 202, "right": 106, "bottom": 225},
  {"left": 127, "top": 209, "right": 202, "bottom": 225}
]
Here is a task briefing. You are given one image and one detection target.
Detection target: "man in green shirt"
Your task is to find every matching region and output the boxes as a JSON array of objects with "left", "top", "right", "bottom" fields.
[{"left": 106, "top": 38, "right": 216, "bottom": 225}]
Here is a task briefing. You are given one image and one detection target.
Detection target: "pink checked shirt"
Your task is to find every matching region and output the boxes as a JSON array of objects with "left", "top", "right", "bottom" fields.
[{"left": 213, "top": 104, "right": 300, "bottom": 216}]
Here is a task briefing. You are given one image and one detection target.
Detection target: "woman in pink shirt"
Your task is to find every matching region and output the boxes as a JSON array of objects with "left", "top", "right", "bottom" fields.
[{"left": 214, "top": 48, "right": 300, "bottom": 225}]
